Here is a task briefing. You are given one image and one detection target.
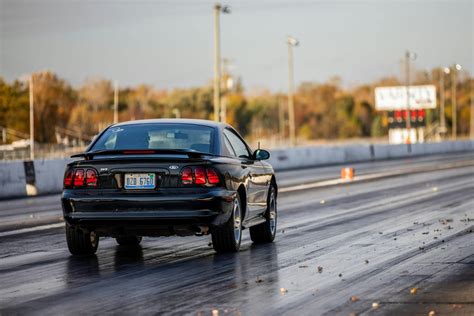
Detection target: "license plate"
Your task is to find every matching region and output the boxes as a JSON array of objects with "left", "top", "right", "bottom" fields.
[{"left": 124, "top": 173, "right": 156, "bottom": 190}]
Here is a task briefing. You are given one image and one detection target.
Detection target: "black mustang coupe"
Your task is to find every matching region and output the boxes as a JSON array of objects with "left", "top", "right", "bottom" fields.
[{"left": 62, "top": 119, "right": 277, "bottom": 255}]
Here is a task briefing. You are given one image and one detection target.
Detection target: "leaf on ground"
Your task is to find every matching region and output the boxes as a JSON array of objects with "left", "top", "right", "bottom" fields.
[
  {"left": 372, "top": 302, "right": 380, "bottom": 309},
  {"left": 280, "top": 287, "right": 288, "bottom": 294},
  {"left": 350, "top": 296, "right": 359, "bottom": 302},
  {"left": 317, "top": 266, "right": 323, "bottom": 273},
  {"left": 410, "top": 287, "right": 418, "bottom": 295}
]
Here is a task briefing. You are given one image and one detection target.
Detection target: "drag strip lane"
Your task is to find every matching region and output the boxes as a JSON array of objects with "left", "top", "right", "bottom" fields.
[
  {"left": 1, "top": 152, "right": 473, "bottom": 235},
  {"left": 0, "top": 162, "right": 473, "bottom": 315}
]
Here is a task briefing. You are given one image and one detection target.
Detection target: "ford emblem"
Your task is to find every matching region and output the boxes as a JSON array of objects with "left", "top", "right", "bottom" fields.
[{"left": 169, "top": 165, "right": 179, "bottom": 170}]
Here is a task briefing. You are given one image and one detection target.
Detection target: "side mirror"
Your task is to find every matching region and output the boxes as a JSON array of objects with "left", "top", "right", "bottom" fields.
[{"left": 253, "top": 149, "right": 270, "bottom": 160}]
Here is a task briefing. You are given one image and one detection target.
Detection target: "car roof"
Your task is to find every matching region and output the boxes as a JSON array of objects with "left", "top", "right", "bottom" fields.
[{"left": 113, "top": 118, "right": 228, "bottom": 129}]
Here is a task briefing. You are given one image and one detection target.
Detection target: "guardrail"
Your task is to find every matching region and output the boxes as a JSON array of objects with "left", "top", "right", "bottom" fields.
[{"left": 1, "top": 140, "right": 473, "bottom": 199}]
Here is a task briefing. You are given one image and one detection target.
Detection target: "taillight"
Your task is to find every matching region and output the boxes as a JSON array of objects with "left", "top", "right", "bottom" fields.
[
  {"left": 73, "top": 169, "right": 85, "bottom": 187},
  {"left": 206, "top": 168, "right": 220, "bottom": 184},
  {"left": 64, "top": 168, "right": 99, "bottom": 189},
  {"left": 194, "top": 167, "right": 206, "bottom": 184},
  {"left": 64, "top": 169, "right": 74, "bottom": 188},
  {"left": 181, "top": 167, "right": 221, "bottom": 186},
  {"left": 86, "top": 169, "right": 98, "bottom": 187},
  {"left": 181, "top": 167, "right": 193, "bottom": 184}
]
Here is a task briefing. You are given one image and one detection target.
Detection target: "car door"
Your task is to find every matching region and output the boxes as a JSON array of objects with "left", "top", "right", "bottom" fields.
[{"left": 223, "top": 128, "right": 268, "bottom": 218}]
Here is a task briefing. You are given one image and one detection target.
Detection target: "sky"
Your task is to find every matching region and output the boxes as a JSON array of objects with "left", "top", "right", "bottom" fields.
[{"left": 0, "top": 0, "right": 473, "bottom": 91}]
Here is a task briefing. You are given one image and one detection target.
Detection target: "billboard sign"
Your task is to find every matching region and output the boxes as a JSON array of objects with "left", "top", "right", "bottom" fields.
[{"left": 375, "top": 85, "right": 436, "bottom": 111}]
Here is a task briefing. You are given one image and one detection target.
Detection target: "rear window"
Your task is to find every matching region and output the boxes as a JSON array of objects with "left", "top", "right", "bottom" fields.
[{"left": 90, "top": 123, "right": 215, "bottom": 154}]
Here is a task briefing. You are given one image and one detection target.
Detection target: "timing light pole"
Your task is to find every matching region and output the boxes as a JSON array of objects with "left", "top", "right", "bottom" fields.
[
  {"left": 287, "top": 36, "right": 299, "bottom": 147},
  {"left": 213, "top": 3, "right": 231, "bottom": 122}
]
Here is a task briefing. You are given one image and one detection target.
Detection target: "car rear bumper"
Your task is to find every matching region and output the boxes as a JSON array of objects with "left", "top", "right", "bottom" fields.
[{"left": 61, "top": 188, "right": 236, "bottom": 235}]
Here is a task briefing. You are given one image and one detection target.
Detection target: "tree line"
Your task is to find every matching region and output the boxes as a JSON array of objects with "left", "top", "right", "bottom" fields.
[{"left": 0, "top": 69, "right": 472, "bottom": 145}]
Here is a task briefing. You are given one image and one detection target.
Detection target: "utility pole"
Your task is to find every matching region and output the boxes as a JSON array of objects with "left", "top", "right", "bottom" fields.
[
  {"left": 287, "top": 36, "right": 299, "bottom": 147},
  {"left": 451, "top": 64, "right": 462, "bottom": 139},
  {"left": 113, "top": 81, "right": 119, "bottom": 124},
  {"left": 439, "top": 67, "right": 450, "bottom": 137},
  {"left": 220, "top": 58, "right": 233, "bottom": 123},
  {"left": 29, "top": 75, "right": 34, "bottom": 160},
  {"left": 213, "top": 4, "right": 230, "bottom": 122},
  {"left": 213, "top": 4, "right": 221, "bottom": 122}
]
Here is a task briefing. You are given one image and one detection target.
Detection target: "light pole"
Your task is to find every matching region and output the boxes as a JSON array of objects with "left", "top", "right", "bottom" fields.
[
  {"left": 439, "top": 67, "right": 450, "bottom": 137},
  {"left": 28, "top": 76, "right": 35, "bottom": 160},
  {"left": 404, "top": 50, "right": 416, "bottom": 145},
  {"left": 451, "top": 63, "right": 462, "bottom": 139},
  {"left": 213, "top": 3, "right": 231, "bottom": 122},
  {"left": 220, "top": 58, "right": 234, "bottom": 123},
  {"left": 287, "top": 36, "right": 299, "bottom": 147}
]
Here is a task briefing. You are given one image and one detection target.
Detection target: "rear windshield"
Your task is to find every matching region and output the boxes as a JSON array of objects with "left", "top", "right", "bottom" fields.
[{"left": 90, "top": 123, "right": 215, "bottom": 154}]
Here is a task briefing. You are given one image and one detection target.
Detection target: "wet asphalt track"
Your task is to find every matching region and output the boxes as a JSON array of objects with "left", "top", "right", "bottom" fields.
[{"left": 0, "top": 152, "right": 473, "bottom": 315}]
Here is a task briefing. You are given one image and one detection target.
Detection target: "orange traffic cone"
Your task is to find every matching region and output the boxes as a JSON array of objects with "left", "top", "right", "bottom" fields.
[{"left": 341, "top": 167, "right": 355, "bottom": 181}]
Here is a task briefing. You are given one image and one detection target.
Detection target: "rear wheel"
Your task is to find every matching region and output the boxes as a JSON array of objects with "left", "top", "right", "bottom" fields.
[
  {"left": 250, "top": 185, "right": 277, "bottom": 243},
  {"left": 212, "top": 194, "right": 242, "bottom": 253},
  {"left": 66, "top": 224, "right": 99, "bottom": 255},
  {"left": 115, "top": 235, "right": 142, "bottom": 246}
]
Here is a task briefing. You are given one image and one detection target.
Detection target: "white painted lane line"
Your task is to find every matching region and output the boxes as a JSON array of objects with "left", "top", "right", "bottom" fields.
[{"left": 0, "top": 223, "right": 64, "bottom": 238}]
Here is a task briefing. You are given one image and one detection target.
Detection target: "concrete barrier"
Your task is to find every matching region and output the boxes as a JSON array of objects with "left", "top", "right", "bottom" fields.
[
  {"left": 0, "top": 140, "right": 473, "bottom": 199},
  {"left": 34, "top": 159, "right": 70, "bottom": 195},
  {"left": 0, "top": 161, "right": 27, "bottom": 199},
  {"left": 267, "top": 144, "right": 374, "bottom": 170}
]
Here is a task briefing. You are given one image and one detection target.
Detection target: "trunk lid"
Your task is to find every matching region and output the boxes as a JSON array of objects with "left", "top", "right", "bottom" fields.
[{"left": 72, "top": 155, "right": 214, "bottom": 189}]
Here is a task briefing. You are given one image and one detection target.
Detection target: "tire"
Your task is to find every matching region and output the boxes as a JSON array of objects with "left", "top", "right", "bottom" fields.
[
  {"left": 250, "top": 185, "right": 277, "bottom": 243},
  {"left": 115, "top": 235, "right": 142, "bottom": 246},
  {"left": 66, "top": 224, "right": 99, "bottom": 256},
  {"left": 212, "top": 194, "right": 242, "bottom": 253}
]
